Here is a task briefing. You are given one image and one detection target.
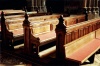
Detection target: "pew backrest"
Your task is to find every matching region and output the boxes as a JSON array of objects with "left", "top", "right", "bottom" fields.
[{"left": 66, "top": 18, "right": 100, "bottom": 43}]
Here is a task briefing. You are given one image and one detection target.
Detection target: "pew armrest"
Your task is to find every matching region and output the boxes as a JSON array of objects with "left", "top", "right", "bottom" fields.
[{"left": 30, "top": 34, "right": 40, "bottom": 46}]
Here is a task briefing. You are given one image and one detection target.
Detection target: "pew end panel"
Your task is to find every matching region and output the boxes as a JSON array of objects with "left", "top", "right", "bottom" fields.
[{"left": 1, "top": 11, "right": 14, "bottom": 48}]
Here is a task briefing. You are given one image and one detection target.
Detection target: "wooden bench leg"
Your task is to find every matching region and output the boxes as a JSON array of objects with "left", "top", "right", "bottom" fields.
[
  {"left": 2, "top": 39, "right": 14, "bottom": 50},
  {"left": 66, "top": 60, "right": 80, "bottom": 66},
  {"left": 32, "top": 44, "right": 39, "bottom": 57},
  {"left": 98, "top": 49, "right": 100, "bottom": 53},
  {"left": 88, "top": 53, "right": 95, "bottom": 63},
  {"left": 8, "top": 39, "right": 14, "bottom": 50},
  {"left": 54, "top": 59, "right": 80, "bottom": 66}
]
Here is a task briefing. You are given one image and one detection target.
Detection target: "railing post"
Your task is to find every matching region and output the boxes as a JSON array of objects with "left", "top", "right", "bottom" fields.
[{"left": 55, "top": 15, "right": 66, "bottom": 61}]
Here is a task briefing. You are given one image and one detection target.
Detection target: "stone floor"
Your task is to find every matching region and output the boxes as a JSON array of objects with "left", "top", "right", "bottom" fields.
[
  {"left": 0, "top": 39, "right": 100, "bottom": 66},
  {"left": 81, "top": 53, "right": 100, "bottom": 66},
  {"left": 0, "top": 50, "right": 100, "bottom": 66}
]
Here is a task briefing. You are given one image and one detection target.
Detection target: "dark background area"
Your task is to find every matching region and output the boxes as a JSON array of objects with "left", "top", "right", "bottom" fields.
[
  {"left": 0, "top": 0, "right": 27, "bottom": 10},
  {"left": 0, "top": 0, "right": 100, "bottom": 14}
]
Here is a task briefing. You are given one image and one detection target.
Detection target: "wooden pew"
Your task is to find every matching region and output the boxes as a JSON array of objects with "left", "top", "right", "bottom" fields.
[
  {"left": 5, "top": 14, "right": 60, "bottom": 23},
  {"left": 0, "top": 11, "right": 86, "bottom": 51},
  {"left": 4, "top": 14, "right": 85, "bottom": 33},
  {"left": 0, "top": 10, "right": 48, "bottom": 32},
  {"left": 0, "top": 9, "right": 49, "bottom": 21},
  {"left": 70, "top": 15, "right": 86, "bottom": 23},
  {"left": 4, "top": 14, "right": 60, "bottom": 34},
  {"left": 0, "top": 10, "right": 42, "bottom": 16},
  {"left": 0, "top": 11, "right": 60, "bottom": 49},
  {"left": 1, "top": 14, "right": 85, "bottom": 34},
  {"left": 22, "top": 14, "right": 87, "bottom": 57},
  {"left": 2, "top": 14, "right": 85, "bottom": 34},
  {"left": 5, "top": 14, "right": 85, "bottom": 24},
  {"left": 23, "top": 13, "right": 56, "bottom": 57},
  {"left": 4, "top": 12, "right": 48, "bottom": 19},
  {"left": 55, "top": 16, "right": 100, "bottom": 65},
  {"left": 48, "top": 14, "right": 86, "bottom": 31},
  {"left": 0, "top": 10, "right": 25, "bottom": 16}
]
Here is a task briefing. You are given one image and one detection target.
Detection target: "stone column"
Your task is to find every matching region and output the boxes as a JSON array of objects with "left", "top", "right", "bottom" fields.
[
  {"left": 83, "top": 0, "right": 88, "bottom": 21},
  {"left": 88, "top": 0, "right": 94, "bottom": 19},
  {"left": 84, "top": 1, "right": 88, "bottom": 13},
  {"left": 39, "top": 0, "right": 42, "bottom": 12},
  {"left": 95, "top": 0, "right": 99, "bottom": 17},
  {"left": 93, "top": 0, "right": 96, "bottom": 13},
  {"left": 42, "top": 0, "right": 47, "bottom": 13},
  {"left": 89, "top": 0, "right": 92, "bottom": 13},
  {"left": 36, "top": 0, "right": 37, "bottom": 7},
  {"left": 84, "top": 0, "right": 87, "bottom": 8},
  {"left": 32, "top": 0, "right": 34, "bottom": 10}
]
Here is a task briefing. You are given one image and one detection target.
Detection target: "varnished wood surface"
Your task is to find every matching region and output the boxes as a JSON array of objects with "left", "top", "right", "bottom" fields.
[
  {"left": 0, "top": 10, "right": 25, "bottom": 16},
  {"left": 56, "top": 15, "right": 100, "bottom": 64}
]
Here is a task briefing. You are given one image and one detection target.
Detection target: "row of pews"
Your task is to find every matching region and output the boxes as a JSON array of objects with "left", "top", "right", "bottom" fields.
[
  {"left": 0, "top": 10, "right": 47, "bottom": 48},
  {"left": 1, "top": 11, "right": 86, "bottom": 49},
  {"left": 0, "top": 10, "right": 100, "bottom": 65}
]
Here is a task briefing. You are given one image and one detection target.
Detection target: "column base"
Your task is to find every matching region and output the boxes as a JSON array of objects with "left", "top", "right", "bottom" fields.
[{"left": 26, "top": 6, "right": 35, "bottom": 12}]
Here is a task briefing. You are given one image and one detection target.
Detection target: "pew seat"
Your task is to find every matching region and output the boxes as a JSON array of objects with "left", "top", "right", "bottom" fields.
[
  {"left": 64, "top": 29, "right": 100, "bottom": 65},
  {"left": 33, "top": 31, "right": 56, "bottom": 46},
  {"left": 66, "top": 38, "right": 100, "bottom": 64},
  {"left": 30, "top": 31, "right": 56, "bottom": 58},
  {"left": 7, "top": 20, "right": 51, "bottom": 45},
  {"left": 64, "top": 29, "right": 100, "bottom": 66}
]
